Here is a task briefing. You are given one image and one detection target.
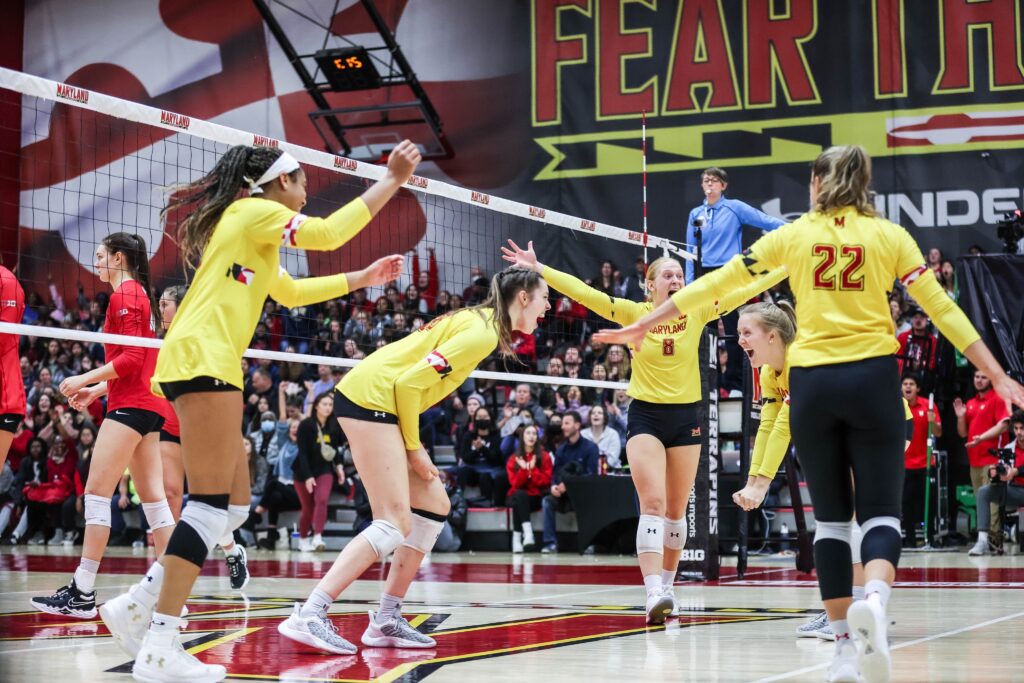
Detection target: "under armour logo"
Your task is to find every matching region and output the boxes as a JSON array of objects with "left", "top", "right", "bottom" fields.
[
  {"left": 214, "top": 379, "right": 225, "bottom": 386},
  {"left": 669, "top": 532, "right": 680, "bottom": 538},
  {"left": 374, "top": 411, "right": 386, "bottom": 418},
  {"left": 145, "top": 654, "right": 166, "bottom": 667},
  {"left": 646, "top": 528, "right": 657, "bottom": 534}
]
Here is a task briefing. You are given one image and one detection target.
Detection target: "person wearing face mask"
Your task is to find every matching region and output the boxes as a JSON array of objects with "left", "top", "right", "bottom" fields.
[
  {"left": 254, "top": 401, "right": 302, "bottom": 551},
  {"left": 502, "top": 239, "right": 783, "bottom": 624},
  {"left": 454, "top": 407, "right": 504, "bottom": 504}
]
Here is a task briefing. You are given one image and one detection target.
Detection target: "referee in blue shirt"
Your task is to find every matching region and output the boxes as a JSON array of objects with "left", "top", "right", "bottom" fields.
[{"left": 685, "top": 167, "right": 785, "bottom": 391}]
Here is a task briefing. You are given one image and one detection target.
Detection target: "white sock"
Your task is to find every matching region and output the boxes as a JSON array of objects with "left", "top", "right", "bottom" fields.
[
  {"left": 130, "top": 561, "right": 164, "bottom": 608},
  {"left": 522, "top": 521, "right": 534, "bottom": 542},
  {"left": 149, "top": 611, "right": 180, "bottom": 634},
  {"left": 830, "top": 619, "right": 852, "bottom": 650},
  {"left": 74, "top": 558, "right": 100, "bottom": 593},
  {"left": 300, "top": 588, "right": 333, "bottom": 618},
  {"left": 643, "top": 574, "right": 662, "bottom": 593},
  {"left": 377, "top": 593, "right": 403, "bottom": 622},
  {"left": 222, "top": 543, "right": 242, "bottom": 557},
  {"left": 978, "top": 530, "right": 989, "bottom": 543},
  {"left": 864, "top": 579, "right": 891, "bottom": 607},
  {"left": 852, "top": 585, "right": 866, "bottom": 601},
  {"left": 660, "top": 568, "right": 675, "bottom": 588}
]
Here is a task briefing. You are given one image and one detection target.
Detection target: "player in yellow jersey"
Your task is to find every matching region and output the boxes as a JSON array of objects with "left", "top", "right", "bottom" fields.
[
  {"left": 597, "top": 145, "right": 1024, "bottom": 683},
  {"left": 101, "top": 141, "right": 419, "bottom": 683},
  {"left": 501, "top": 239, "right": 783, "bottom": 625},
  {"left": 277, "top": 266, "right": 550, "bottom": 654}
]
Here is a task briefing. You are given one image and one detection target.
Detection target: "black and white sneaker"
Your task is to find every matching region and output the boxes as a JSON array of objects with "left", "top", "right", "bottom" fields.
[
  {"left": 226, "top": 545, "right": 250, "bottom": 591},
  {"left": 30, "top": 579, "right": 97, "bottom": 619}
]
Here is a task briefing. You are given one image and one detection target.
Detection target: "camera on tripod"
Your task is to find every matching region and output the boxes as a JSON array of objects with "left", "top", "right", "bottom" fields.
[
  {"left": 996, "top": 209, "right": 1024, "bottom": 254},
  {"left": 988, "top": 446, "right": 1016, "bottom": 483}
]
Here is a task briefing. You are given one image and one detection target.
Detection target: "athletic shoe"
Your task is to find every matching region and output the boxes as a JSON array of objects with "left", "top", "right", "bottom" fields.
[
  {"left": 967, "top": 538, "right": 990, "bottom": 556},
  {"left": 49, "top": 529, "right": 65, "bottom": 545},
  {"left": 297, "top": 536, "right": 313, "bottom": 553},
  {"left": 645, "top": 589, "right": 673, "bottom": 625},
  {"left": 794, "top": 610, "right": 827, "bottom": 638},
  {"left": 100, "top": 591, "right": 151, "bottom": 657},
  {"left": 660, "top": 585, "right": 678, "bottom": 615},
  {"left": 312, "top": 534, "right": 326, "bottom": 551},
  {"left": 848, "top": 596, "right": 891, "bottom": 683},
  {"left": 62, "top": 530, "right": 81, "bottom": 546},
  {"left": 30, "top": 579, "right": 97, "bottom": 619},
  {"left": 226, "top": 546, "right": 250, "bottom": 591},
  {"left": 825, "top": 642, "right": 860, "bottom": 683},
  {"left": 277, "top": 603, "right": 357, "bottom": 655},
  {"left": 131, "top": 628, "right": 226, "bottom": 683},
  {"left": 361, "top": 610, "right": 436, "bottom": 648},
  {"left": 27, "top": 532, "right": 46, "bottom": 545},
  {"left": 540, "top": 543, "right": 558, "bottom": 554},
  {"left": 511, "top": 531, "right": 524, "bottom": 553}
]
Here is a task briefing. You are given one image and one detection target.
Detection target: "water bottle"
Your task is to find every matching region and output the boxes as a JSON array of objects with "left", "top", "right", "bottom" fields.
[
  {"left": 598, "top": 454, "right": 607, "bottom": 476},
  {"left": 290, "top": 523, "right": 300, "bottom": 550},
  {"left": 780, "top": 522, "right": 791, "bottom": 551}
]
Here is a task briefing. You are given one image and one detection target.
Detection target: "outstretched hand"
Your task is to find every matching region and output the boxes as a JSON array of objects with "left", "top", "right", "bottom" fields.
[
  {"left": 592, "top": 324, "right": 646, "bottom": 350},
  {"left": 386, "top": 140, "right": 422, "bottom": 185},
  {"left": 501, "top": 239, "right": 541, "bottom": 273},
  {"left": 994, "top": 374, "right": 1024, "bottom": 413}
]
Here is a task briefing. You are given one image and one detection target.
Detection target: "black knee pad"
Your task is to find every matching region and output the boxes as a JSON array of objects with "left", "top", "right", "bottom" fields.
[
  {"left": 813, "top": 538, "right": 853, "bottom": 600},
  {"left": 861, "top": 525, "right": 902, "bottom": 567},
  {"left": 165, "top": 521, "right": 212, "bottom": 568}
]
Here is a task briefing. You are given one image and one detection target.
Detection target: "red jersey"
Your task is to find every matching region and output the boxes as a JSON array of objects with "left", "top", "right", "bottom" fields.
[
  {"left": 506, "top": 450, "right": 553, "bottom": 497},
  {"left": 964, "top": 390, "right": 1009, "bottom": 467},
  {"left": 0, "top": 266, "right": 26, "bottom": 416},
  {"left": 104, "top": 280, "right": 162, "bottom": 414},
  {"left": 904, "top": 396, "right": 940, "bottom": 470},
  {"left": 159, "top": 397, "right": 180, "bottom": 437}
]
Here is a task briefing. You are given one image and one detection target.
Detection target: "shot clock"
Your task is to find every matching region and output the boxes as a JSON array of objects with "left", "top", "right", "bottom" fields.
[{"left": 314, "top": 47, "right": 382, "bottom": 92}]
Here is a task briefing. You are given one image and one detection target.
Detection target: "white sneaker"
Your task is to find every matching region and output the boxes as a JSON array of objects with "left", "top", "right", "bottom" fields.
[
  {"left": 796, "top": 611, "right": 836, "bottom": 641},
  {"left": 522, "top": 523, "right": 535, "bottom": 548},
  {"left": 100, "top": 591, "right": 151, "bottom": 657},
  {"left": 49, "top": 529, "right": 65, "bottom": 545},
  {"left": 645, "top": 589, "right": 673, "bottom": 625},
  {"left": 848, "top": 597, "right": 891, "bottom": 683},
  {"left": 297, "top": 536, "right": 313, "bottom": 553},
  {"left": 967, "top": 538, "right": 990, "bottom": 556},
  {"left": 277, "top": 603, "right": 356, "bottom": 654},
  {"left": 131, "top": 628, "right": 226, "bottom": 683},
  {"left": 62, "top": 530, "right": 80, "bottom": 546},
  {"left": 361, "top": 610, "right": 436, "bottom": 648},
  {"left": 511, "top": 531, "right": 524, "bottom": 554},
  {"left": 825, "top": 642, "right": 860, "bottom": 683},
  {"left": 660, "top": 585, "right": 678, "bottom": 615},
  {"left": 312, "top": 534, "right": 326, "bottom": 551}
]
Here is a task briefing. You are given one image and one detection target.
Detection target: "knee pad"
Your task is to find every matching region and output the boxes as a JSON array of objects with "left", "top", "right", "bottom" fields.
[
  {"left": 814, "top": 519, "right": 853, "bottom": 546},
  {"left": 813, "top": 538, "right": 854, "bottom": 600},
  {"left": 860, "top": 516, "right": 902, "bottom": 567},
  {"left": 663, "top": 517, "right": 687, "bottom": 550},
  {"left": 849, "top": 521, "right": 863, "bottom": 565},
  {"left": 84, "top": 494, "right": 112, "bottom": 528},
  {"left": 361, "top": 519, "right": 405, "bottom": 559},
  {"left": 218, "top": 504, "right": 251, "bottom": 546},
  {"left": 403, "top": 510, "right": 445, "bottom": 554},
  {"left": 141, "top": 499, "right": 175, "bottom": 531},
  {"left": 167, "top": 496, "right": 228, "bottom": 568},
  {"left": 636, "top": 514, "right": 664, "bottom": 555}
]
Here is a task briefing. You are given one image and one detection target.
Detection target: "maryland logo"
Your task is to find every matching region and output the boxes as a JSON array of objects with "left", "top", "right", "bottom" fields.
[
  {"left": 227, "top": 263, "right": 255, "bottom": 285},
  {"left": 425, "top": 350, "right": 452, "bottom": 376}
]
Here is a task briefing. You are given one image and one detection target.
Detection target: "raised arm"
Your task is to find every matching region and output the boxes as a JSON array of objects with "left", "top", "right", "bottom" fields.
[{"left": 269, "top": 255, "right": 403, "bottom": 309}]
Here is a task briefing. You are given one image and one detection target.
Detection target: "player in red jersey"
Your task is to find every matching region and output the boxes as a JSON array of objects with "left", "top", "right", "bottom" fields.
[
  {"left": 0, "top": 264, "right": 26, "bottom": 470},
  {"left": 31, "top": 233, "right": 175, "bottom": 620}
]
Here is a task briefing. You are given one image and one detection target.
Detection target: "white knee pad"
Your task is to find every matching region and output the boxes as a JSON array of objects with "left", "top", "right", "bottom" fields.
[
  {"left": 636, "top": 514, "right": 664, "bottom": 555},
  {"left": 218, "top": 504, "right": 251, "bottom": 546},
  {"left": 361, "top": 519, "right": 405, "bottom": 559},
  {"left": 814, "top": 519, "right": 853, "bottom": 545},
  {"left": 859, "top": 516, "right": 901, "bottom": 536},
  {"left": 402, "top": 513, "right": 445, "bottom": 554},
  {"left": 849, "top": 521, "right": 863, "bottom": 565},
  {"left": 142, "top": 499, "right": 175, "bottom": 531},
  {"left": 179, "top": 501, "right": 229, "bottom": 552},
  {"left": 84, "top": 494, "right": 112, "bottom": 528},
  {"left": 663, "top": 517, "right": 687, "bottom": 551}
]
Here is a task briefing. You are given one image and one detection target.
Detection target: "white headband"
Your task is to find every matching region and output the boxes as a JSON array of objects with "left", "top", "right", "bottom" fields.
[{"left": 244, "top": 152, "right": 300, "bottom": 194}]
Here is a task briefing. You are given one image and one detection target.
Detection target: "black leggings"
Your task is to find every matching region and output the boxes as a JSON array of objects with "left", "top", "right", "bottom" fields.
[
  {"left": 260, "top": 479, "right": 301, "bottom": 526},
  {"left": 790, "top": 356, "right": 905, "bottom": 598},
  {"left": 902, "top": 468, "right": 927, "bottom": 547},
  {"left": 506, "top": 490, "right": 543, "bottom": 530}
]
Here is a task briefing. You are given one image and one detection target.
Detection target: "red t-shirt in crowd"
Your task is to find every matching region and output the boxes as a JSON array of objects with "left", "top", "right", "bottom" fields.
[
  {"left": 904, "top": 395, "right": 940, "bottom": 470},
  {"left": 964, "top": 390, "right": 1009, "bottom": 467},
  {"left": 0, "top": 265, "right": 26, "bottom": 416},
  {"left": 104, "top": 280, "right": 162, "bottom": 414}
]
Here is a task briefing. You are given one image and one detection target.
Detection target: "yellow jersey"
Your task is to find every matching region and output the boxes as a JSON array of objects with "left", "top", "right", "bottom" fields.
[
  {"left": 338, "top": 308, "right": 499, "bottom": 450},
  {"left": 154, "top": 196, "right": 370, "bottom": 393},
  {"left": 750, "top": 360, "right": 790, "bottom": 479},
  {"left": 671, "top": 207, "right": 980, "bottom": 367},
  {"left": 903, "top": 397, "right": 913, "bottom": 421},
  {"left": 543, "top": 265, "right": 785, "bottom": 404}
]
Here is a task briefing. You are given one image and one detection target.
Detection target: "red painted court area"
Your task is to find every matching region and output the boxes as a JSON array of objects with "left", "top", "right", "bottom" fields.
[{"left": 3, "top": 554, "right": 1024, "bottom": 587}]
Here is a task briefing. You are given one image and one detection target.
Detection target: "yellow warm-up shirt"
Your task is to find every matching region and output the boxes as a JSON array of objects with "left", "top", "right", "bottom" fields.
[
  {"left": 154, "top": 197, "right": 370, "bottom": 393},
  {"left": 750, "top": 360, "right": 790, "bottom": 479},
  {"left": 543, "top": 265, "right": 785, "bottom": 404},
  {"left": 671, "top": 208, "right": 980, "bottom": 367},
  {"left": 338, "top": 308, "right": 500, "bottom": 450}
]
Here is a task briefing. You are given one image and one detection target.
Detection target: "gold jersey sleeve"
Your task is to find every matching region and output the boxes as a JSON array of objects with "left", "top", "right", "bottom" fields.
[
  {"left": 671, "top": 209, "right": 982, "bottom": 368},
  {"left": 903, "top": 397, "right": 913, "bottom": 421},
  {"left": 154, "top": 197, "right": 372, "bottom": 394},
  {"left": 749, "top": 362, "right": 791, "bottom": 479},
  {"left": 338, "top": 309, "right": 499, "bottom": 450},
  {"left": 544, "top": 266, "right": 712, "bottom": 404}
]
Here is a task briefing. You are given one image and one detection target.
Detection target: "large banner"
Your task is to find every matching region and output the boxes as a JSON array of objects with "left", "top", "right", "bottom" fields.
[{"left": 5, "top": 1, "right": 1024, "bottom": 295}]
